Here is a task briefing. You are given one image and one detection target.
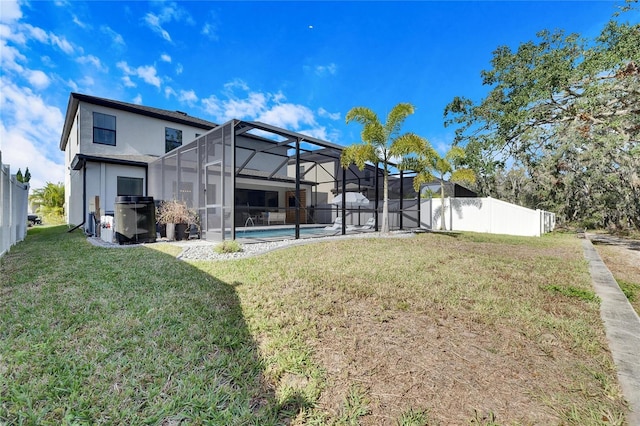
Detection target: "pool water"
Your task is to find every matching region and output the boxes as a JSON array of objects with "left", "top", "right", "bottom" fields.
[{"left": 236, "top": 226, "right": 329, "bottom": 239}]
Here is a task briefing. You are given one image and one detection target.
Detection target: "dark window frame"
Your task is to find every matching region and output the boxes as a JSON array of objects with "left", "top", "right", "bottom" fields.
[
  {"left": 165, "top": 127, "right": 183, "bottom": 153},
  {"left": 93, "top": 112, "right": 116, "bottom": 146},
  {"left": 117, "top": 176, "right": 144, "bottom": 196}
]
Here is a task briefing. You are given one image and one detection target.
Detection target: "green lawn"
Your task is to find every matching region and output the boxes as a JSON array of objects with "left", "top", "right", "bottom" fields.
[{"left": 0, "top": 227, "right": 628, "bottom": 425}]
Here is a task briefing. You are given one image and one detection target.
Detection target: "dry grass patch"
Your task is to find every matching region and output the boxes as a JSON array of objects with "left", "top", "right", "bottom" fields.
[
  {"left": 1, "top": 228, "right": 627, "bottom": 425},
  {"left": 197, "top": 232, "right": 626, "bottom": 425}
]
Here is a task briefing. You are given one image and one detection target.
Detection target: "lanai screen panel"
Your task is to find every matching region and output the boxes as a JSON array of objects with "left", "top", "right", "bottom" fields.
[
  {"left": 201, "top": 122, "right": 233, "bottom": 241},
  {"left": 179, "top": 145, "right": 198, "bottom": 207},
  {"left": 148, "top": 120, "right": 234, "bottom": 242}
]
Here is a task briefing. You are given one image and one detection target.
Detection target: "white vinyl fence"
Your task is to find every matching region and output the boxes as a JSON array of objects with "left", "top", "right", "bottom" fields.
[
  {"left": 421, "top": 197, "right": 555, "bottom": 237},
  {"left": 0, "top": 150, "right": 29, "bottom": 258},
  {"left": 318, "top": 197, "right": 555, "bottom": 237}
]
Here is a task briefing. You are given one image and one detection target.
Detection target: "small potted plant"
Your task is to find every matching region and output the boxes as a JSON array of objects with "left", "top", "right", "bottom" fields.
[{"left": 157, "top": 200, "right": 191, "bottom": 241}]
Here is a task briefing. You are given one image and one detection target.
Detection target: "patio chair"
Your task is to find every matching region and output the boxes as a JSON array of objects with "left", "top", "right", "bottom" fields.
[
  {"left": 358, "top": 217, "right": 376, "bottom": 230},
  {"left": 324, "top": 216, "right": 355, "bottom": 231}
]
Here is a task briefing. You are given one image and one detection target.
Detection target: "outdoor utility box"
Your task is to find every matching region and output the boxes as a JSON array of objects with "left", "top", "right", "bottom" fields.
[
  {"left": 114, "top": 196, "right": 156, "bottom": 244},
  {"left": 100, "top": 215, "right": 114, "bottom": 243}
]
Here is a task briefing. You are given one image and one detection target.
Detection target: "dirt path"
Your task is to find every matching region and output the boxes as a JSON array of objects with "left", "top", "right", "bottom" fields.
[{"left": 588, "top": 233, "right": 640, "bottom": 263}]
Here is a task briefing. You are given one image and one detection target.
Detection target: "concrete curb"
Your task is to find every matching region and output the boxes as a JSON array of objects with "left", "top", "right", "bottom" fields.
[{"left": 582, "top": 238, "right": 640, "bottom": 425}]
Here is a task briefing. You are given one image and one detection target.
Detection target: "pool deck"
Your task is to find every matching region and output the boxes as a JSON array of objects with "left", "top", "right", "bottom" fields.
[{"left": 234, "top": 223, "right": 368, "bottom": 243}]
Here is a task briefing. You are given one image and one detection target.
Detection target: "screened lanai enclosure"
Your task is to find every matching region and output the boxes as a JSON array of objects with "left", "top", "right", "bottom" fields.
[{"left": 148, "top": 119, "right": 422, "bottom": 242}]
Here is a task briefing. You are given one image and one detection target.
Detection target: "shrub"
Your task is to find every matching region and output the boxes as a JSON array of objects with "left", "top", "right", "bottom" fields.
[
  {"left": 157, "top": 200, "right": 193, "bottom": 224},
  {"left": 214, "top": 240, "right": 243, "bottom": 254}
]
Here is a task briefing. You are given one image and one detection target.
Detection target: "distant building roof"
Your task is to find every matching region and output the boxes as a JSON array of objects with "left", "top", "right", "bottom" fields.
[{"left": 59, "top": 92, "right": 217, "bottom": 151}]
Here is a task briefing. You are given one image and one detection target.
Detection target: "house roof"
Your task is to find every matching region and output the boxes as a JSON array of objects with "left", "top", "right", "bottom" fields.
[
  {"left": 59, "top": 93, "right": 218, "bottom": 151},
  {"left": 70, "top": 153, "right": 159, "bottom": 170}
]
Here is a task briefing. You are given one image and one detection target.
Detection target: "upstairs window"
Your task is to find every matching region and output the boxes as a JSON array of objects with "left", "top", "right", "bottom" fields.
[
  {"left": 93, "top": 112, "right": 116, "bottom": 145},
  {"left": 165, "top": 127, "right": 182, "bottom": 153}
]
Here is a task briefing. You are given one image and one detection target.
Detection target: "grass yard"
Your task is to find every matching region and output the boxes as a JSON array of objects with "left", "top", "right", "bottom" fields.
[{"left": 0, "top": 227, "right": 628, "bottom": 425}]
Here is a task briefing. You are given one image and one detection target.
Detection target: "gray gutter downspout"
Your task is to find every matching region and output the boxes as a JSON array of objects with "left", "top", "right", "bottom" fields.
[{"left": 68, "top": 160, "right": 86, "bottom": 233}]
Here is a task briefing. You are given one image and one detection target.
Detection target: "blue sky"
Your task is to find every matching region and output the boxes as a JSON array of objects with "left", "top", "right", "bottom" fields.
[{"left": 1, "top": 0, "right": 635, "bottom": 190}]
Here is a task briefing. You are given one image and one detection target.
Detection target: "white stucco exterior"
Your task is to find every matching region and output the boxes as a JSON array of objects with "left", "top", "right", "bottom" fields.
[{"left": 60, "top": 93, "right": 215, "bottom": 229}]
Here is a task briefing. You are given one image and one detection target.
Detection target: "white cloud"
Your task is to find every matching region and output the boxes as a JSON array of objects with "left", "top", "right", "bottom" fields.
[
  {"left": 79, "top": 76, "right": 94, "bottom": 87},
  {"left": 314, "top": 63, "right": 337, "bottom": 76},
  {"left": 0, "top": 39, "right": 26, "bottom": 73},
  {"left": 142, "top": 2, "right": 194, "bottom": 42},
  {"left": 144, "top": 13, "right": 171, "bottom": 42},
  {"left": 101, "top": 25, "right": 125, "bottom": 45},
  {"left": 201, "top": 22, "right": 218, "bottom": 41},
  {"left": 49, "top": 33, "right": 74, "bottom": 54},
  {"left": 117, "top": 61, "right": 161, "bottom": 88},
  {"left": 11, "top": 23, "right": 76, "bottom": 55},
  {"left": 258, "top": 103, "right": 317, "bottom": 131},
  {"left": 116, "top": 61, "right": 132, "bottom": 74},
  {"left": 430, "top": 136, "right": 452, "bottom": 157},
  {"left": 0, "top": 79, "right": 65, "bottom": 190},
  {"left": 201, "top": 81, "right": 341, "bottom": 142},
  {"left": 318, "top": 107, "right": 341, "bottom": 120},
  {"left": 23, "top": 24, "right": 48, "bottom": 44},
  {"left": 157, "top": 2, "right": 195, "bottom": 25},
  {"left": 0, "top": 22, "right": 26, "bottom": 44},
  {"left": 178, "top": 89, "right": 198, "bottom": 105},
  {"left": 0, "top": 0, "right": 22, "bottom": 23},
  {"left": 272, "top": 91, "right": 286, "bottom": 104},
  {"left": 0, "top": 36, "right": 52, "bottom": 90},
  {"left": 200, "top": 82, "right": 338, "bottom": 141},
  {"left": 223, "top": 79, "right": 250, "bottom": 93},
  {"left": 133, "top": 94, "right": 143, "bottom": 105},
  {"left": 201, "top": 95, "right": 222, "bottom": 118},
  {"left": 225, "top": 93, "right": 268, "bottom": 121},
  {"left": 176, "top": 63, "right": 183, "bottom": 75},
  {"left": 66, "top": 79, "right": 79, "bottom": 92},
  {"left": 41, "top": 55, "right": 54, "bottom": 67},
  {"left": 122, "top": 75, "right": 136, "bottom": 88},
  {"left": 77, "top": 55, "right": 106, "bottom": 71},
  {"left": 72, "top": 15, "right": 89, "bottom": 29},
  {"left": 160, "top": 53, "right": 171, "bottom": 63},
  {"left": 27, "top": 70, "right": 50, "bottom": 89},
  {"left": 299, "top": 126, "right": 333, "bottom": 141},
  {"left": 136, "top": 65, "right": 161, "bottom": 88},
  {"left": 164, "top": 86, "right": 176, "bottom": 98}
]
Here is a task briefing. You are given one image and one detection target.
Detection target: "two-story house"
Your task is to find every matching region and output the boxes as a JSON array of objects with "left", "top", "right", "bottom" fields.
[
  {"left": 60, "top": 93, "right": 466, "bottom": 241},
  {"left": 60, "top": 93, "right": 351, "bottom": 240},
  {"left": 59, "top": 93, "right": 217, "bottom": 231}
]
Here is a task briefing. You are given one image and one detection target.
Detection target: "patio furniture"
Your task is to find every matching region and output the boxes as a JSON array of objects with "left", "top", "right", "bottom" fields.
[
  {"left": 263, "top": 212, "right": 286, "bottom": 225},
  {"left": 324, "top": 216, "right": 355, "bottom": 231}
]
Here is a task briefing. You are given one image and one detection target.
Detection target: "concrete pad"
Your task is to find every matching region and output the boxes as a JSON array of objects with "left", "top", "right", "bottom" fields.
[{"left": 582, "top": 239, "right": 640, "bottom": 425}]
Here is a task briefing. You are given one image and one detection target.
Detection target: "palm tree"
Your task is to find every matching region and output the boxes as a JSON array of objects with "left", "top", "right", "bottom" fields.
[
  {"left": 396, "top": 137, "right": 476, "bottom": 230},
  {"left": 400, "top": 144, "right": 476, "bottom": 230},
  {"left": 29, "top": 182, "right": 65, "bottom": 222},
  {"left": 394, "top": 133, "right": 438, "bottom": 194},
  {"left": 342, "top": 103, "right": 421, "bottom": 233}
]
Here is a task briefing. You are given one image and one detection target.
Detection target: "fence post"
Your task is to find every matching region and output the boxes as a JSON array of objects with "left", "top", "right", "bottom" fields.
[{"left": 536, "top": 209, "right": 542, "bottom": 236}]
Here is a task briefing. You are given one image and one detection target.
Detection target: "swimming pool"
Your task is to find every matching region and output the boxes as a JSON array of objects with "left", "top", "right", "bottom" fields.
[{"left": 236, "top": 226, "right": 330, "bottom": 240}]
